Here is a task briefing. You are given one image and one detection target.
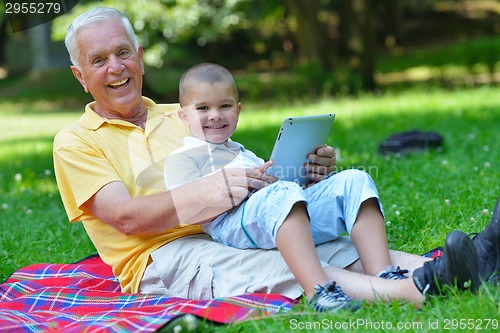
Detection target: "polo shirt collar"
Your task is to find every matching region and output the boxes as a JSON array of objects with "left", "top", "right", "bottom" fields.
[
  {"left": 183, "top": 136, "right": 244, "bottom": 153},
  {"left": 79, "top": 97, "right": 171, "bottom": 131},
  {"left": 80, "top": 102, "right": 106, "bottom": 130}
]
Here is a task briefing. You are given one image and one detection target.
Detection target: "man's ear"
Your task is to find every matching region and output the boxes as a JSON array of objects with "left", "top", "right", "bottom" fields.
[
  {"left": 138, "top": 45, "right": 145, "bottom": 75},
  {"left": 70, "top": 66, "right": 89, "bottom": 93}
]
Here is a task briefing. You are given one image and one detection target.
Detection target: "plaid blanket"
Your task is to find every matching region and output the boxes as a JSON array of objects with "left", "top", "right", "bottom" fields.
[{"left": 0, "top": 254, "right": 294, "bottom": 332}]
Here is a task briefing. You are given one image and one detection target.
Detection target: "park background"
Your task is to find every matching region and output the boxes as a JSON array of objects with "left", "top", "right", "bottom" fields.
[{"left": 1, "top": 1, "right": 499, "bottom": 332}]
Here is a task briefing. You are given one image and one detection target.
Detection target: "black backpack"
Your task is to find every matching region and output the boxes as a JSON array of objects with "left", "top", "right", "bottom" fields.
[{"left": 378, "top": 130, "right": 444, "bottom": 156}]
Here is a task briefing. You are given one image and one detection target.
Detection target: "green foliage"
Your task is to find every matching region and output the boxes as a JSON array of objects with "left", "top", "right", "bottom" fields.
[
  {"left": 47, "top": 0, "right": 500, "bottom": 99},
  {"left": 52, "top": 0, "right": 257, "bottom": 67}
]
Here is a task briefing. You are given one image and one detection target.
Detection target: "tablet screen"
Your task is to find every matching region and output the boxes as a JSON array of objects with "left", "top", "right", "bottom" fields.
[{"left": 266, "top": 114, "right": 335, "bottom": 186}]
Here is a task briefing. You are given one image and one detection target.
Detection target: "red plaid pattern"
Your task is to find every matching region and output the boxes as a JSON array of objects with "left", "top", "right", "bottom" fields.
[{"left": 0, "top": 255, "right": 294, "bottom": 332}]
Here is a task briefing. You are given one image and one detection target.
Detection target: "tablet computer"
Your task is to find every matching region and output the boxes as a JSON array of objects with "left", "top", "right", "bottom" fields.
[{"left": 266, "top": 113, "right": 335, "bottom": 186}]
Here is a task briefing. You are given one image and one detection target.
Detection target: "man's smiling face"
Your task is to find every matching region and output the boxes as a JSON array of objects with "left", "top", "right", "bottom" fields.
[{"left": 70, "top": 17, "right": 145, "bottom": 119}]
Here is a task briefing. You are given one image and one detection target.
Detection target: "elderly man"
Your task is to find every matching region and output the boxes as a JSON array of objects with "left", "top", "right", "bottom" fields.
[{"left": 53, "top": 7, "right": 499, "bottom": 311}]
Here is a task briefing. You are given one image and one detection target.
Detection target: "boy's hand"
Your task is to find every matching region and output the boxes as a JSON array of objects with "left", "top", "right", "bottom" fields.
[
  {"left": 306, "top": 145, "right": 336, "bottom": 183},
  {"left": 254, "top": 160, "right": 278, "bottom": 185}
]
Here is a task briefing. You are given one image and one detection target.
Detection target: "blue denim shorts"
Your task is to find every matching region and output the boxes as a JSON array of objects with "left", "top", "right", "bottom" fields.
[{"left": 204, "top": 169, "right": 383, "bottom": 249}]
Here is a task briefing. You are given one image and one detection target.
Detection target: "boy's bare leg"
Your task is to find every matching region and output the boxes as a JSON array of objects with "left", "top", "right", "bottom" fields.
[
  {"left": 323, "top": 265, "right": 426, "bottom": 306},
  {"left": 276, "top": 202, "right": 328, "bottom": 299},
  {"left": 350, "top": 198, "right": 393, "bottom": 275}
]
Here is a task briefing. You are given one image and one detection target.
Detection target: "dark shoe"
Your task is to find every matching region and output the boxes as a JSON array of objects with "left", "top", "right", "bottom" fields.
[
  {"left": 378, "top": 266, "right": 409, "bottom": 280},
  {"left": 310, "top": 281, "right": 360, "bottom": 312},
  {"left": 422, "top": 246, "right": 444, "bottom": 259},
  {"left": 472, "top": 196, "right": 500, "bottom": 285},
  {"left": 413, "top": 230, "right": 479, "bottom": 295}
]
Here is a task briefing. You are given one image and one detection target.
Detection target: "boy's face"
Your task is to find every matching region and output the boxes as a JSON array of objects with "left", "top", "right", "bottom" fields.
[{"left": 179, "top": 81, "right": 241, "bottom": 145}]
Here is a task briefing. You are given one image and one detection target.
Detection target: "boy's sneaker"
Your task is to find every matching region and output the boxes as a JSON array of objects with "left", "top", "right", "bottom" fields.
[
  {"left": 413, "top": 230, "right": 479, "bottom": 295},
  {"left": 471, "top": 196, "right": 500, "bottom": 285},
  {"left": 378, "top": 266, "right": 409, "bottom": 280},
  {"left": 310, "top": 281, "right": 360, "bottom": 312}
]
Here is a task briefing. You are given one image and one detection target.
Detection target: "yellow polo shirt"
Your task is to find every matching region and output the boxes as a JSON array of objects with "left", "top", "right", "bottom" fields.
[{"left": 53, "top": 97, "right": 203, "bottom": 293}]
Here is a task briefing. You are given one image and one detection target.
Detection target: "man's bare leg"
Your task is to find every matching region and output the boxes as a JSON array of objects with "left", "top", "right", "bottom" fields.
[
  {"left": 324, "top": 265, "right": 425, "bottom": 306},
  {"left": 346, "top": 250, "right": 431, "bottom": 275}
]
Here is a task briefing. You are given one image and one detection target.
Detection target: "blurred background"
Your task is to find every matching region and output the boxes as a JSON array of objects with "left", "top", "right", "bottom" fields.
[{"left": 0, "top": 0, "right": 499, "bottom": 104}]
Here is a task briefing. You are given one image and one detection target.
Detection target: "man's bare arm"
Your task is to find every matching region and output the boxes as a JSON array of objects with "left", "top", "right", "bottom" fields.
[{"left": 85, "top": 167, "right": 272, "bottom": 235}]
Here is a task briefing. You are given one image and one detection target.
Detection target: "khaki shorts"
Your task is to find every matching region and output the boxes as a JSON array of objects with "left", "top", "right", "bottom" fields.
[{"left": 140, "top": 234, "right": 359, "bottom": 300}]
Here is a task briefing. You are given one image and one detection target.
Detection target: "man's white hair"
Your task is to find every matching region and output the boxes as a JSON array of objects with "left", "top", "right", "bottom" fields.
[{"left": 65, "top": 7, "right": 139, "bottom": 68}]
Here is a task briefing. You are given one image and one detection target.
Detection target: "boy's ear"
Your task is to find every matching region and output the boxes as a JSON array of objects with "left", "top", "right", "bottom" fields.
[
  {"left": 177, "top": 107, "right": 190, "bottom": 127},
  {"left": 70, "top": 66, "right": 89, "bottom": 93}
]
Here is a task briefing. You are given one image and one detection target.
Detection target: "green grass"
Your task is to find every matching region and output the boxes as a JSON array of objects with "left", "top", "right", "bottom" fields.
[
  {"left": 0, "top": 109, "right": 96, "bottom": 277},
  {"left": 377, "top": 36, "right": 500, "bottom": 74},
  {"left": 1, "top": 86, "right": 499, "bottom": 332}
]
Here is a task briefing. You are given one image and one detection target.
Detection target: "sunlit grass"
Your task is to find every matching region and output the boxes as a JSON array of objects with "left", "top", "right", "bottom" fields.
[
  {"left": 0, "top": 106, "right": 91, "bottom": 279},
  {"left": 375, "top": 36, "right": 500, "bottom": 88},
  {"left": 0, "top": 109, "right": 80, "bottom": 141},
  {"left": 1, "top": 86, "right": 499, "bottom": 332}
]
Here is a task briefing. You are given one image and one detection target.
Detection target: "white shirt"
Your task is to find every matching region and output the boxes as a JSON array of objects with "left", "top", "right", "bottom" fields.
[{"left": 164, "top": 136, "right": 265, "bottom": 190}]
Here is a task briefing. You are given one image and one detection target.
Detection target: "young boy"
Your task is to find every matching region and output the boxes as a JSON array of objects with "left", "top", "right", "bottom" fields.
[{"left": 164, "top": 63, "right": 478, "bottom": 312}]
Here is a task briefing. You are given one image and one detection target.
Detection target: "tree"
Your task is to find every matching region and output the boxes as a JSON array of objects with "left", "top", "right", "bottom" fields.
[
  {"left": 282, "top": 0, "right": 333, "bottom": 70},
  {"left": 283, "top": 0, "right": 377, "bottom": 91},
  {"left": 52, "top": 0, "right": 253, "bottom": 68},
  {"left": 384, "top": 0, "right": 404, "bottom": 46},
  {"left": 342, "top": 0, "right": 376, "bottom": 90},
  {"left": 0, "top": 11, "right": 8, "bottom": 67},
  {"left": 51, "top": 0, "right": 383, "bottom": 95}
]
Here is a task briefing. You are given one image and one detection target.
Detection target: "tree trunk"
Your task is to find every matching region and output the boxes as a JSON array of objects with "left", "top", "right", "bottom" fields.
[
  {"left": 385, "top": 0, "right": 405, "bottom": 45},
  {"left": 338, "top": 0, "right": 352, "bottom": 59},
  {"left": 342, "top": 0, "right": 377, "bottom": 91},
  {"left": 283, "top": 0, "right": 333, "bottom": 70},
  {"left": 357, "top": 0, "right": 376, "bottom": 90},
  {"left": 0, "top": 14, "right": 8, "bottom": 66}
]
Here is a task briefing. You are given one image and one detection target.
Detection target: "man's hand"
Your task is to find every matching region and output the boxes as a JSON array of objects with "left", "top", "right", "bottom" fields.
[
  {"left": 217, "top": 162, "right": 275, "bottom": 207},
  {"left": 306, "top": 145, "right": 336, "bottom": 183}
]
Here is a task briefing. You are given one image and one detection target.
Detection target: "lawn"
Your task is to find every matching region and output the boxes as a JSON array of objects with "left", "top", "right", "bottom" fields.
[{"left": 0, "top": 84, "right": 499, "bottom": 332}]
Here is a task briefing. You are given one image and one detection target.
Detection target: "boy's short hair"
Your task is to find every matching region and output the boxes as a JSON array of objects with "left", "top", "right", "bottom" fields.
[{"left": 179, "top": 63, "right": 239, "bottom": 106}]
